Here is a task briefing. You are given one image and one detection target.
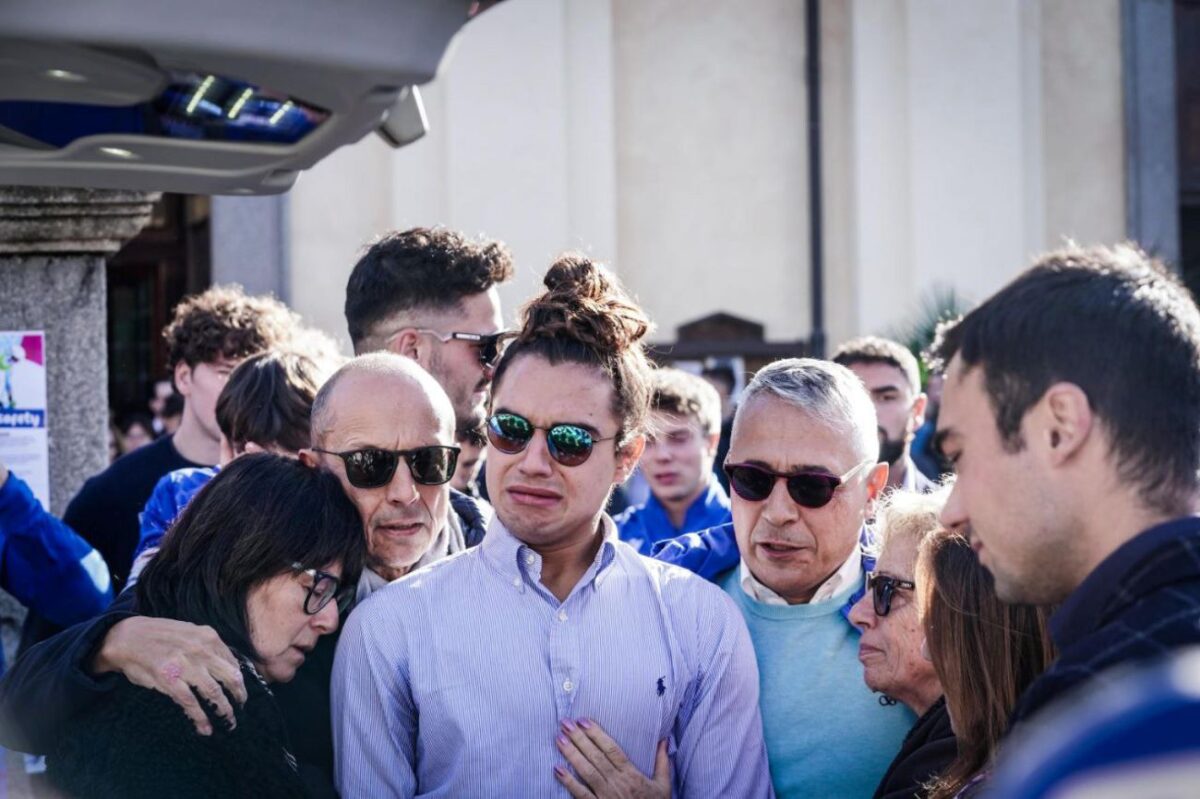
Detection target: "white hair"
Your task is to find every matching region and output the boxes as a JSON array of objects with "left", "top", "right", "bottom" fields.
[{"left": 738, "top": 358, "right": 879, "bottom": 463}]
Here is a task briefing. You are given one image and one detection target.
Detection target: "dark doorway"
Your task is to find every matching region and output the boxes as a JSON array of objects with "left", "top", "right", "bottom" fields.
[
  {"left": 106, "top": 194, "right": 210, "bottom": 415},
  {"left": 1177, "top": 0, "right": 1200, "bottom": 294}
]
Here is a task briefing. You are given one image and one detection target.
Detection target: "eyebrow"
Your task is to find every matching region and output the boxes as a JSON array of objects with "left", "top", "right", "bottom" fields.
[
  {"left": 870, "top": 385, "right": 902, "bottom": 395},
  {"left": 493, "top": 408, "right": 602, "bottom": 436},
  {"left": 738, "top": 458, "right": 837, "bottom": 476}
]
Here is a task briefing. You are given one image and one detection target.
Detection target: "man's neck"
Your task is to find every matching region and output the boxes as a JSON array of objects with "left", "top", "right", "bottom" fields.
[
  {"left": 168, "top": 415, "right": 220, "bottom": 465},
  {"left": 1076, "top": 494, "right": 1195, "bottom": 589},
  {"left": 886, "top": 453, "right": 908, "bottom": 489},
  {"left": 659, "top": 484, "right": 705, "bottom": 530},
  {"left": 532, "top": 518, "right": 606, "bottom": 603},
  {"left": 370, "top": 563, "right": 410, "bottom": 583}
]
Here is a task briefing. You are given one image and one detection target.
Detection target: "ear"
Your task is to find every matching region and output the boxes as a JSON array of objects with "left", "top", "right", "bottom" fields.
[
  {"left": 908, "top": 393, "right": 928, "bottom": 434},
  {"left": 298, "top": 448, "right": 320, "bottom": 468},
  {"left": 704, "top": 431, "right": 721, "bottom": 457},
  {"left": 388, "top": 329, "right": 426, "bottom": 366},
  {"left": 241, "top": 440, "right": 266, "bottom": 455},
  {"left": 865, "top": 461, "right": 889, "bottom": 501},
  {"left": 173, "top": 361, "right": 194, "bottom": 398},
  {"left": 614, "top": 434, "right": 646, "bottom": 484},
  {"left": 1037, "top": 382, "right": 1093, "bottom": 466}
]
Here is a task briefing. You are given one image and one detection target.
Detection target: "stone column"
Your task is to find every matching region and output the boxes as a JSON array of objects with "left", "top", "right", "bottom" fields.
[{"left": 0, "top": 187, "right": 158, "bottom": 515}]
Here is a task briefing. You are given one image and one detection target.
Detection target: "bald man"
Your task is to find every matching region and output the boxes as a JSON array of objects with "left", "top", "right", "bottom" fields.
[{"left": 0, "top": 353, "right": 489, "bottom": 794}]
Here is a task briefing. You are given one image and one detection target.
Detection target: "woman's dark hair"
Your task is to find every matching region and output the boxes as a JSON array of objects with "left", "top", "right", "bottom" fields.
[
  {"left": 490, "top": 253, "right": 654, "bottom": 444},
  {"left": 137, "top": 454, "right": 365, "bottom": 661},
  {"left": 918, "top": 527, "right": 1056, "bottom": 798}
]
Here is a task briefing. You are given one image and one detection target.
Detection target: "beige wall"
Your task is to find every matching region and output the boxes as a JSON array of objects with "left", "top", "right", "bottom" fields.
[{"left": 284, "top": 0, "right": 1127, "bottom": 354}]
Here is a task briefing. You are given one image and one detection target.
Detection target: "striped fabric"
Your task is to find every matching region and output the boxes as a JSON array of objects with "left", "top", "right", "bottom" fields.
[{"left": 332, "top": 515, "right": 773, "bottom": 798}]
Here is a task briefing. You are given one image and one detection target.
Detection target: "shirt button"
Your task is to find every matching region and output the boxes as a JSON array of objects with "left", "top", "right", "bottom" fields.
[
  {"left": 557, "top": 610, "right": 568, "bottom": 622},
  {"left": 563, "top": 680, "right": 574, "bottom": 693},
  {"left": 524, "top": 552, "right": 536, "bottom": 565},
  {"left": 512, "top": 577, "right": 522, "bottom": 588}
]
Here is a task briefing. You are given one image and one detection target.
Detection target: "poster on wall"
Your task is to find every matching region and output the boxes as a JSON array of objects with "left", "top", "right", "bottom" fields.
[{"left": 0, "top": 331, "right": 49, "bottom": 508}]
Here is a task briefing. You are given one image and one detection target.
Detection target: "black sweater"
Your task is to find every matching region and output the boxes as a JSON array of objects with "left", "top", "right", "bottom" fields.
[
  {"left": 46, "top": 659, "right": 308, "bottom": 799},
  {"left": 873, "top": 697, "right": 958, "bottom": 799}
]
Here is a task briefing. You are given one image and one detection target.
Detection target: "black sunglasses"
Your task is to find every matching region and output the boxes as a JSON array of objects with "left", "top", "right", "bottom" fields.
[
  {"left": 866, "top": 573, "right": 915, "bottom": 617},
  {"left": 723, "top": 459, "right": 873, "bottom": 508},
  {"left": 414, "top": 329, "right": 511, "bottom": 369},
  {"left": 291, "top": 562, "right": 343, "bottom": 615},
  {"left": 486, "top": 412, "right": 615, "bottom": 467},
  {"left": 313, "top": 445, "right": 460, "bottom": 489}
]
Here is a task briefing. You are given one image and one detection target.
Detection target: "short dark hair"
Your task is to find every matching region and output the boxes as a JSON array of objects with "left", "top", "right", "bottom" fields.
[
  {"left": 832, "top": 335, "right": 922, "bottom": 395},
  {"left": 164, "top": 284, "right": 298, "bottom": 370},
  {"left": 136, "top": 454, "right": 365, "bottom": 661},
  {"left": 929, "top": 242, "right": 1200, "bottom": 513},
  {"left": 215, "top": 350, "right": 326, "bottom": 454},
  {"left": 344, "top": 227, "right": 514, "bottom": 352},
  {"left": 652, "top": 368, "right": 721, "bottom": 435}
]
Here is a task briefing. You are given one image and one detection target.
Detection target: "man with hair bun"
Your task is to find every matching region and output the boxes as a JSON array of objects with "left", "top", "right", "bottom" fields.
[
  {"left": 615, "top": 367, "right": 731, "bottom": 553},
  {"left": 333, "top": 254, "right": 771, "bottom": 798}
]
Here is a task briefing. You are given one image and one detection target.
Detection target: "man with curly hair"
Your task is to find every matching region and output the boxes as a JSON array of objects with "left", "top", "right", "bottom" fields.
[
  {"left": 344, "top": 227, "right": 515, "bottom": 435},
  {"left": 60, "top": 285, "right": 298, "bottom": 595}
]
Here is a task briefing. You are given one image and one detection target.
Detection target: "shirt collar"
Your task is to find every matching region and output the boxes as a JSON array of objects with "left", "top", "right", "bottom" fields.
[
  {"left": 738, "top": 542, "right": 863, "bottom": 606},
  {"left": 481, "top": 513, "right": 620, "bottom": 592},
  {"left": 1050, "top": 515, "right": 1200, "bottom": 650}
]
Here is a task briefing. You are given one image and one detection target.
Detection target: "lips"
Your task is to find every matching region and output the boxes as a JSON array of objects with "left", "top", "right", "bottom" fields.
[
  {"left": 754, "top": 540, "right": 807, "bottom": 561},
  {"left": 651, "top": 472, "right": 680, "bottom": 485},
  {"left": 507, "top": 485, "right": 562, "bottom": 508},
  {"left": 376, "top": 521, "right": 423, "bottom": 539},
  {"left": 858, "top": 642, "right": 884, "bottom": 662}
]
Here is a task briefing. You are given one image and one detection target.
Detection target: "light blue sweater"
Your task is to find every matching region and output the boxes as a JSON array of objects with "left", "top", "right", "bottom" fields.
[{"left": 721, "top": 568, "right": 915, "bottom": 799}]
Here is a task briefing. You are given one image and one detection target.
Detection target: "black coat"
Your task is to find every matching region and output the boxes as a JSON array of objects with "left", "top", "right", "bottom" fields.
[
  {"left": 873, "top": 698, "right": 958, "bottom": 799},
  {"left": 46, "top": 659, "right": 308, "bottom": 799}
]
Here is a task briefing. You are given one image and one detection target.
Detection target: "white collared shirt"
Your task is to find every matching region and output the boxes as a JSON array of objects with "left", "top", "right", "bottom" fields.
[{"left": 738, "top": 544, "right": 862, "bottom": 605}]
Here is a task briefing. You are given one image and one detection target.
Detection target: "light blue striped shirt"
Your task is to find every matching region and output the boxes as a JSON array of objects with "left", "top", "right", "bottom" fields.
[{"left": 331, "top": 515, "right": 773, "bottom": 798}]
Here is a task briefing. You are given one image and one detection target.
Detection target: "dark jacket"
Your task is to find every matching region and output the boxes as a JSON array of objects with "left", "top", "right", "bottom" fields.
[
  {"left": 1011, "top": 516, "right": 1200, "bottom": 725},
  {"left": 873, "top": 697, "right": 957, "bottom": 799},
  {"left": 47, "top": 658, "right": 308, "bottom": 798}
]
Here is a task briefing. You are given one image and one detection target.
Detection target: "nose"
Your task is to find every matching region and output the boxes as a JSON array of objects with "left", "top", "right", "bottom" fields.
[
  {"left": 760, "top": 476, "right": 799, "bottom": 526},
  {"left": 517, "top": 430, "right": 554, "bottom": 477},
  {"left": 848, "top": 592, "right": 874, "bottom": 630},
  {"left": 651, "top": 442, "right": 672, "bottom": 463},
  {"left": 939, "top": 478, "right": 967, "bottom": 534},
  {"left": 385, "top": 461, "right": 420, "bottom": 506},
  {"left": 312, "top": 597, "right": 340, "bottom": 634}
]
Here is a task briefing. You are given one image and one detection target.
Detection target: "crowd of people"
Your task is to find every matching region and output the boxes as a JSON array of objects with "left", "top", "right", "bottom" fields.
[{"left": 0, "top": 228, "right": 1198, "bottom": 798}]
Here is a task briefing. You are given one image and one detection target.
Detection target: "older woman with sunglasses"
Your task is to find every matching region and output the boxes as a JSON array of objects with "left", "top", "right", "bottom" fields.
[
  {"left": 848, "top": 487, "right": 957, "bottom": 799},
  {"left": 45, "top": 454, "right": 364, "bottom": 798}
]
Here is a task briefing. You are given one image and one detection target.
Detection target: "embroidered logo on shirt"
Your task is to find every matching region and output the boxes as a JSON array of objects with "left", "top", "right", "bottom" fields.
[{"left": 656, "top": 676, "right": 666, "bottom": 697}]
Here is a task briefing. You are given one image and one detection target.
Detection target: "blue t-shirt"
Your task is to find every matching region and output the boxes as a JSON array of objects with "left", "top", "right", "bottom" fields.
[{"left": 615, "top": 478, "right": 732, "bottom": 555}]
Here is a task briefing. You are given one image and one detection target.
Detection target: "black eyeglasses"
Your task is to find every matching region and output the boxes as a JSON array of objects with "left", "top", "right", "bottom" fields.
[
  {"left": 413, "top": 329, "right": 511, "bottom": 369},
  {"left": 723, "top": 458, "right": 873, "bottom": 508},
  {"left": 486, "top": 412, "right": 616, "bottom": 467},
  {"left": 866, "top": 573, "right": 916, "bottom": 617},
  {"left": 291, "top": 562, "right": 343, "bottom": 615},
  {"left": 313, "top": 445, "right": 460, "bottom": 489}
]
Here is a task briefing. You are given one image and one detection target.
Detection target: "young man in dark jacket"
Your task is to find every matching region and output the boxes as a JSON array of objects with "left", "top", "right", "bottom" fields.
[{"left": 929, "top": 243, "right": 1200, "bottom": 726}]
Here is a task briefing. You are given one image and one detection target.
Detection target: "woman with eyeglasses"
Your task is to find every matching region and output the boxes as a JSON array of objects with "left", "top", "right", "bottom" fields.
[
  {"left": 46, "top": 453, "right": 364, "bottom": 799},
  {"left": 848, "top": 487, "right": 957, "bottom": 799},
  {"left": 917, "top": 525, "right": 1055, "bottom": 798}
]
